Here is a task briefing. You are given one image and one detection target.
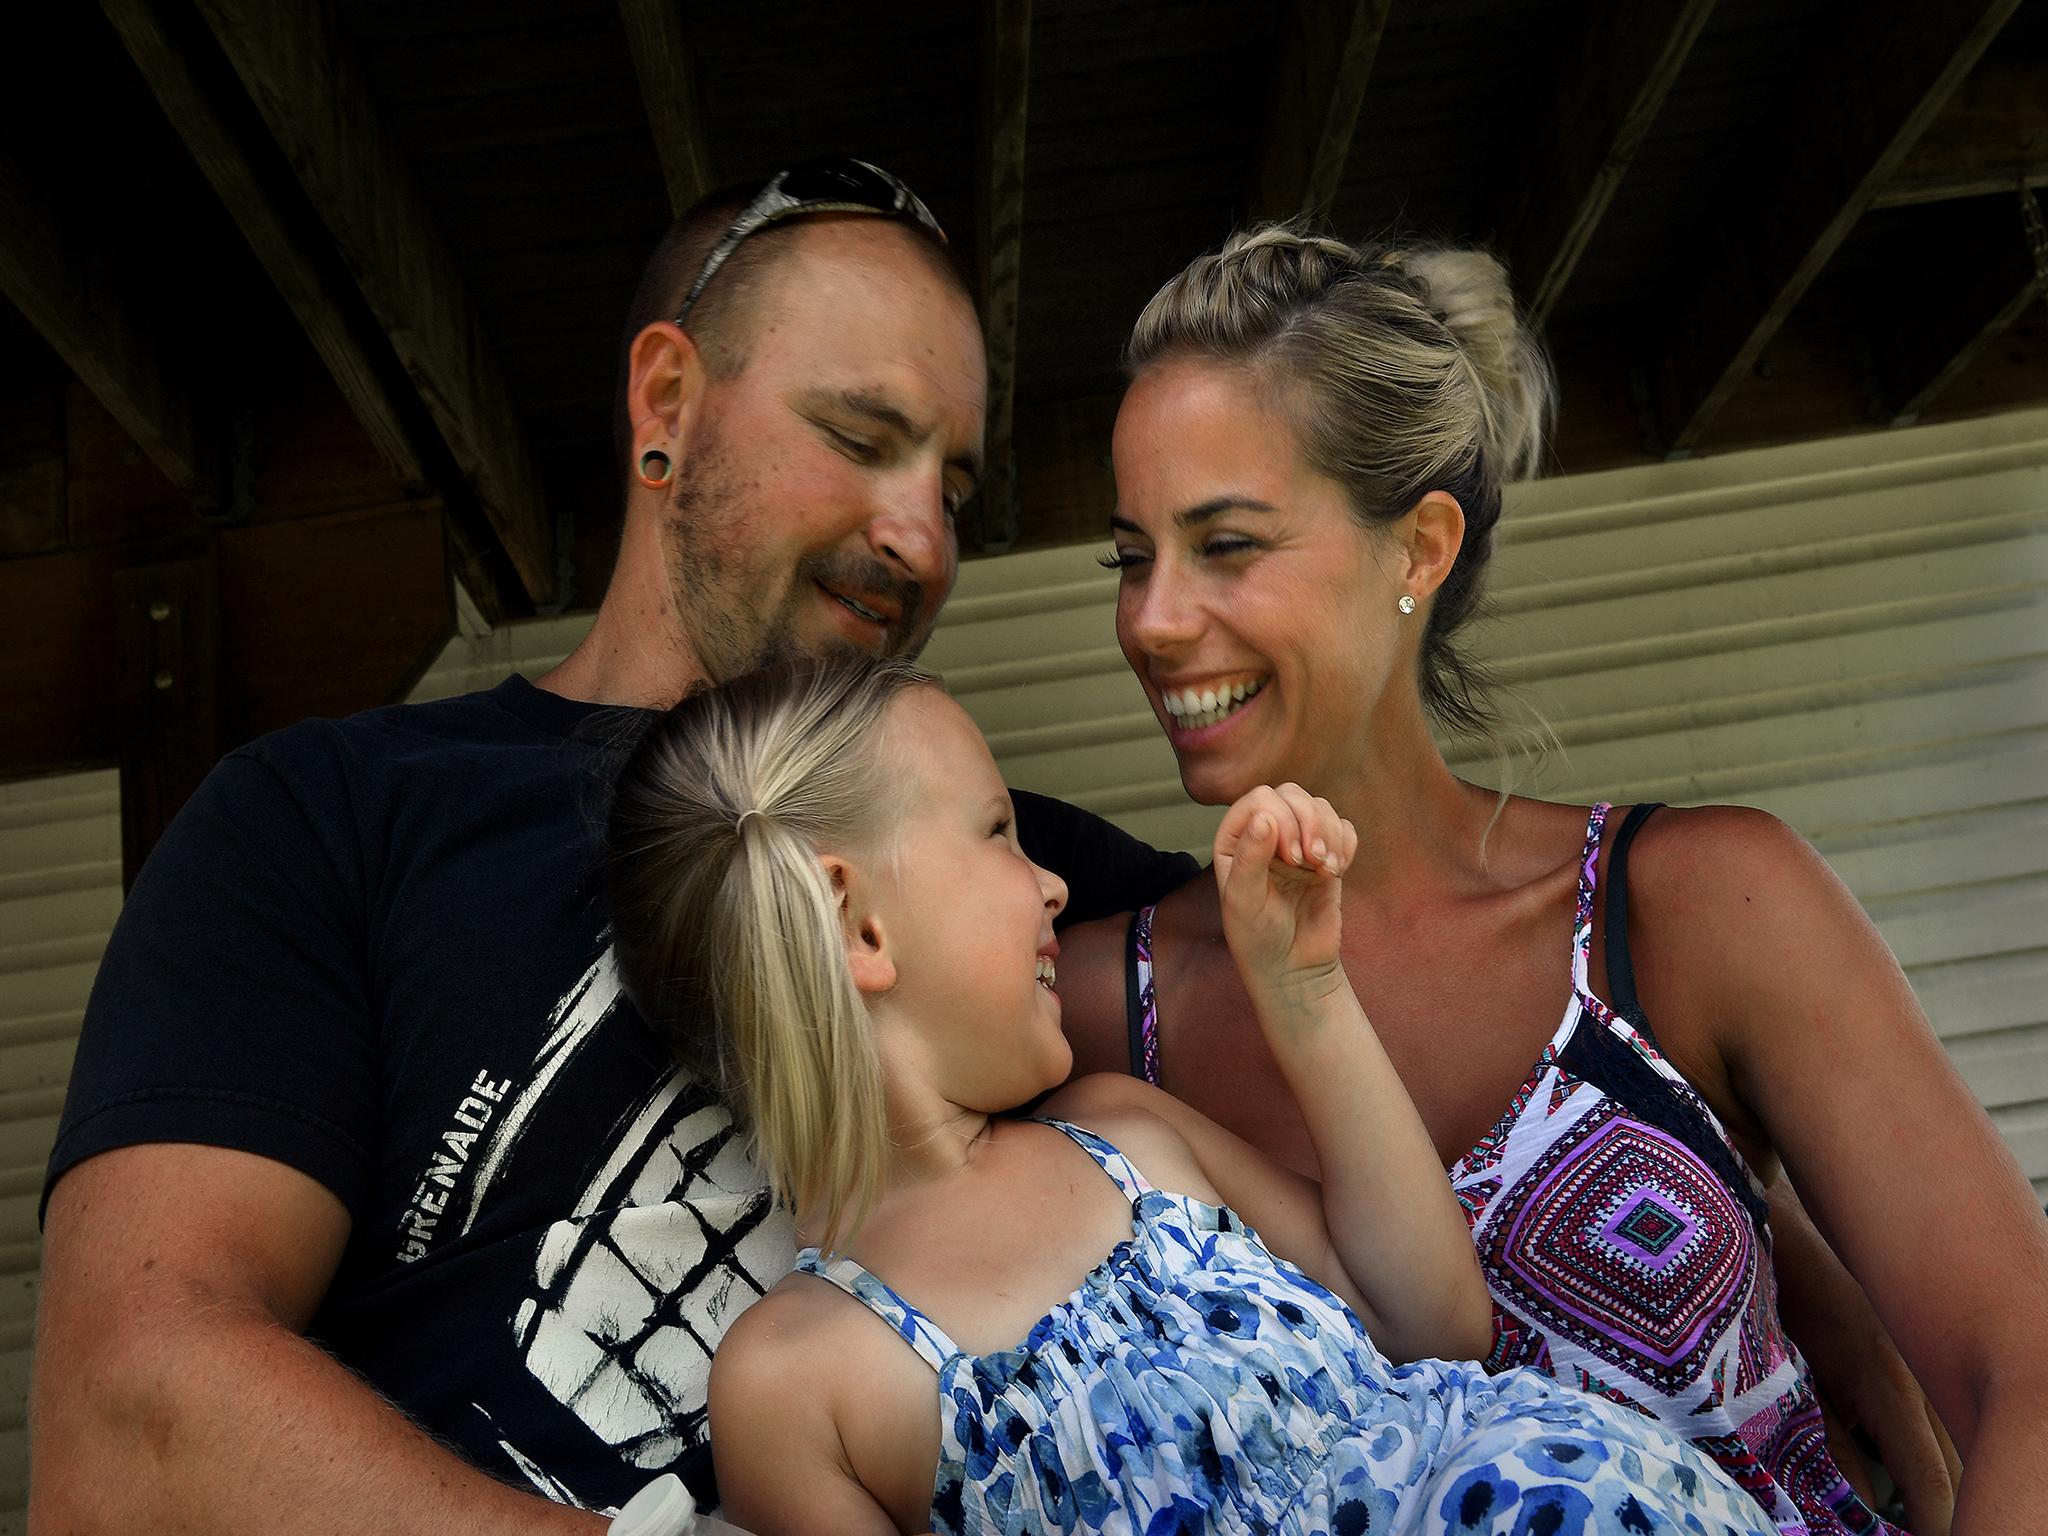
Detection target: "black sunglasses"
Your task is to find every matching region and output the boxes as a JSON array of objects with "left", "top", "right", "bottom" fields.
[{"left": 672, "top": 157, "right": 948, "bottom": 330}]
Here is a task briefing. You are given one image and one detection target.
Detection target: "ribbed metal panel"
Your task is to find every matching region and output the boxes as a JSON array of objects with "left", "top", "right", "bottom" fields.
[{"left": 5, "top": 406, "right": 2043, "bottom": 1516}]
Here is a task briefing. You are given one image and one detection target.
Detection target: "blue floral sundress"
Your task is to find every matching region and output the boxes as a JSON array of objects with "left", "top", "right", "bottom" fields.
[{"left": 793, "top": 1119, "right": 1783, "bottom": 1536}]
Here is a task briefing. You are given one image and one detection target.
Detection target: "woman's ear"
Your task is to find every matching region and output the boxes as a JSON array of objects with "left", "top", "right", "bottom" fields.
[
  {"left": 824, "top": 855, "right": 897, "bottom": 997},
  {"left": 1403, "top": 490, "right": 1468, "bottom": 600}
]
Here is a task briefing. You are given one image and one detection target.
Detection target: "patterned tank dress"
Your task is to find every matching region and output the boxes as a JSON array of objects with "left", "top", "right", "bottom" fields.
[
  {"left": 1124, "top": 801, "right": 1897, "bottom": 1536},
  {"left": 795, "top": 1119, "right": 1780, "bottom": 1536}
]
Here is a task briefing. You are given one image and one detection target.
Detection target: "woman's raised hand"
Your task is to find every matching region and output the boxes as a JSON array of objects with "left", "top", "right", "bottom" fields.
[{"left": 1213, "top": 783, "right": 1358, "bottom": 1002}]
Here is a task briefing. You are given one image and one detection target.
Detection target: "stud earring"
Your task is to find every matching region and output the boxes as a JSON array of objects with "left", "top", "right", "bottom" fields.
[
  {"left": 637, "top": 448, "right": 673, "bottom": 488},
  {"left": 1397, "top": 593, "right": 1417, "bottom": 615}
]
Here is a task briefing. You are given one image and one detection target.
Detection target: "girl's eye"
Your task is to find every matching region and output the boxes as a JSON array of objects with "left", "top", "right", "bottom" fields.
[
  {"left": 991, "top": 817, "right": 1013, "bottom": 839},
  {"left": 1097, "top": 548, "right": 1149, "bottom": 571}
]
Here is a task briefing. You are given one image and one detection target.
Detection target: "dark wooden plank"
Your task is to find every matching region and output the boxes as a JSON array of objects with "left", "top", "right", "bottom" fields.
[
  {"left": 618, "top": 0, "right": 714, "bottom": 216},
  {"left": 115, "top": 554, "right": 221, "bottom": 887},
  {"left": 0, "top": 149, "right": 219, "bottom": 508},
  {"left": 193, "top": 0, "right": 556, "bottom": 605},
  {"left": 64, "top": 383, "right": 196, "bottom": 551},
  {"left": 1878, "top": 60, "right": 2048, "bottom": 209},
  {"left": 1497, "top": 0, "right": 1718, "bottom": 330},
  {"left": 1652, "top": 0, "right": 2024, "bottom": 455},
  {"left": 216, "top": 504, "right": 452, "bottom": 740},
  {"left": 0, "top": 377, "right": 65, "bottom": 557},
  {"left": 1249, "top": 0, "right": 1391, "bottom": 221},
  {"left": 1869, "top": 193, "right": 2047, "bottom": 425},
  {"left": 0, "top": 546, "right": 121, "bottom": 778},
  {"left": 975, "top": 0, "right": 1032, "bottom": 553},
  {"left": 99, "top": 0, "right": 440, "bottom": 509}
]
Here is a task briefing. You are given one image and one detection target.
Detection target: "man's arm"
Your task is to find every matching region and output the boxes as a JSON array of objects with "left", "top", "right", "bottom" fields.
[{"left": 30, "top": 1144, "right": 609, "bottom": 1536}]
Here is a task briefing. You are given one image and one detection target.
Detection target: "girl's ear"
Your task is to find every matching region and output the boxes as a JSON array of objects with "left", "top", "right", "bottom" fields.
[{"left": 824, "top": 855, "right": 897, "bottom": 997}]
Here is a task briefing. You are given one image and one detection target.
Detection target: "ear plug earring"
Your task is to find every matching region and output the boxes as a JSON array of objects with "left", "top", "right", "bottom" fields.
[
  {"left": 637, "top": 448, "right": 673, "bottom": 488},
  {"left": 1397, "top": 593, "right": 1417, "bottom": 615}
]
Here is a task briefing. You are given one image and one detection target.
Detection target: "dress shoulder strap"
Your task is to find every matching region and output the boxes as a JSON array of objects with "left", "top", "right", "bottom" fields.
[
  {"left": 792, "top": 1249, "right": 960, "bottom": 1374},
  {"left": 1603, "top": 802, "right": 1665, "bottom": 1025},
  {"left": 1036, "top": 1118, "right": 1156, "bottom": 1203},
  {"left": 1567, "top": 802, "right": 1614, "bottom": 999},
  {"left": 1123, "top": 905, "right": 1161, "bottom": 1086}
]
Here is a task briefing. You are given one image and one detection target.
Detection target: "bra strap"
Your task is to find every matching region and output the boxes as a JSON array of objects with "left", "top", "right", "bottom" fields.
[
  {"left": 1604, "top": 802, "right": 1665, "bottom": 1025},
  {"left": 1124, "top": 905, "right": 1161, "bottom": 1086},
  {"left": 1037, "top": 1118, "right": 1156, "bottom": 1203},
  {"left": 793, "top": 1250, "right": 960, "bottom": 1374}
]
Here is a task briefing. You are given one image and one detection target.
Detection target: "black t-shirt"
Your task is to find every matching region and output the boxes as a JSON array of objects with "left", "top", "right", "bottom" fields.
[{"left": 43, "top": 676, "right": 1195, "bottom": 1511}]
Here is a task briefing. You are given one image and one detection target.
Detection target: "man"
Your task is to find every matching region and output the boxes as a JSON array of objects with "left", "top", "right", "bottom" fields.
[{"left": 31, "top": 160, "right": 1192, "bottom": 1533}]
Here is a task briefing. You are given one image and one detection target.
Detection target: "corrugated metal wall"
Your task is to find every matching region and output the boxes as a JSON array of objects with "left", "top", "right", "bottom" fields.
[{"left": 3, "top": 403, "right": 2044, "bottom": 1521}]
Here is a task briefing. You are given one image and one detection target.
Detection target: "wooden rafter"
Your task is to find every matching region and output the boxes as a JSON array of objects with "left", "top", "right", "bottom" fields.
[
  {"left": 975, "top": 0, "right": 1032, "bottom": 552},
  {"left": 1878, "top": 60, "right": 2048, "bottom": 209},
  {"left": 618, "top": 0, "right": 715, "bottom": 217},
  {"left": 1248, "top": 0, "right": 1391, "bottom": 222},
  {"left": 0, "top": 149, "right": 215, "bottom": 507},
  {"left": 1869, "top": 192, "right": 2047, "bottom": 425},
  {"left": 1651, "top": 0, "right": 2023, "bottom": 456},
  {"left": 1498, "top": 0, "right": 1718, "bottom": 332},
  {"left": 192, "top": 0, "right": 556, "bottom": 605}
]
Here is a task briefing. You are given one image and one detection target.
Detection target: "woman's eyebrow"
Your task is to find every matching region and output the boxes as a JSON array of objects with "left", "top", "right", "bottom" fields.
[{"left": 1109, "top": 496, "right": 1279, "bottom": 534}]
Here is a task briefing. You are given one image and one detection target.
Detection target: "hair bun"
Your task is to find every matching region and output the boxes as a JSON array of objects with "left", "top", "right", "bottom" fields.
[{"left": 1397, "top": 248, "right": 1553, "bottom": 484}]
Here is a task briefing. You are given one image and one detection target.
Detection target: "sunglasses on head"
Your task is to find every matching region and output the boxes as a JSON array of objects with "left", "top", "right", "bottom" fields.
[{"left": 672, "top": 157, "right": 948, "bottom": 330}]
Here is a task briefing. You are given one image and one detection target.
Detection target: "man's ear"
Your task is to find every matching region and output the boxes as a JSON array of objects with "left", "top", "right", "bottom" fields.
[
  {"left": 1402, "top": 490, "right": 1468, "bottom": 601},
  {"left": 823, "top": 855, "right": 897, "bottom": 997},
  {"left": 626, "top": 320, "right": 709, "bottom": 461}
]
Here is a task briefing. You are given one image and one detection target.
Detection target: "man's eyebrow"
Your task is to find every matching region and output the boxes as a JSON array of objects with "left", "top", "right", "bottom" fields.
[
  {"left": 1108, "top": 496, "right": 1280, "bottom": 535},
  {"left": 815, "top": 386, "right": 983, "bottom": 482}
]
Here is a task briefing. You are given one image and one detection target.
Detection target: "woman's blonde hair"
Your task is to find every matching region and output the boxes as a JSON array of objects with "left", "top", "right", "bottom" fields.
[
  {"left": 602, "top": 656, "right": 934, "bottom": 1253},
  {"left": 1127, "top": 221, "right": 1556, "bottom": 737}
]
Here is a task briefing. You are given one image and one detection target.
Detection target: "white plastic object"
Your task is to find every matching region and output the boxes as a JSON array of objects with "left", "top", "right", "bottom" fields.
[{"left": 610, "top": 1473, "right": 696, "bottom": 1536}]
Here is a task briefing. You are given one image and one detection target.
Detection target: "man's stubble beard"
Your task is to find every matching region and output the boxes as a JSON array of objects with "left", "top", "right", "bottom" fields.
[{"left": 663, "top": 437, "right": 936, "bottom": 683}]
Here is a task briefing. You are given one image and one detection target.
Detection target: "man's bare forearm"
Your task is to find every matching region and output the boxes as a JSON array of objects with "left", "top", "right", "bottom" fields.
[{"left": 30, "top": 1294, "right": 611, "bottom": 1536}]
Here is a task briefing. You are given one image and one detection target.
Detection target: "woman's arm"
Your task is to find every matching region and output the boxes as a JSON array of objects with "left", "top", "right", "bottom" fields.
[
  {"left": 1205, "top": 783, "right": 1491, "bottom": 1362},
  {"left": 1652, "top": 807, "right": 2048, "bottom": 1536}
]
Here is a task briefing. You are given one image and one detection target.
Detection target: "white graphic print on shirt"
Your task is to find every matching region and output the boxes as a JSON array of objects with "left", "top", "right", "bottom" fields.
[{"left": 463, "top": 943, "right": 797, "bottom": 1497}]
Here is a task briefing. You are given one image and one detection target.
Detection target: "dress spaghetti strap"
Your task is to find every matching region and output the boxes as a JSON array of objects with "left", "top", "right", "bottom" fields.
[
  {"left": 1035, "top": 1117, "right": 1157, "bottom": 1204},
  {"left": 1123, "top": 906, "right": 1161, "bottom": 1086},
  {"left": 792, "top": 1250, "right": 961, "bottom": 1375}
]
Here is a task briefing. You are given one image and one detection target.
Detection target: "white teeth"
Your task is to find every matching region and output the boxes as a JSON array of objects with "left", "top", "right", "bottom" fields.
[
  {"left": 1036, "top": 956, "right": 1057, "bottom": 989},
  {"left": 1160, "top": 677, "right": 1266, "bottom": 731}
]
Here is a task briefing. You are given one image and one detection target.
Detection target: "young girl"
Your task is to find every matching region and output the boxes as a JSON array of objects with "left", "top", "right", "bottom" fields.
[{"left": 602, "top": 658, "right": 1780, "bottom": 1536}]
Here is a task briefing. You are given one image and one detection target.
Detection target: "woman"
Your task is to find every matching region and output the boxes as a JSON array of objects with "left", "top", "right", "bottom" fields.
[{"left": 1054, "top": 225, "right": 2048, "bottom": 1536}]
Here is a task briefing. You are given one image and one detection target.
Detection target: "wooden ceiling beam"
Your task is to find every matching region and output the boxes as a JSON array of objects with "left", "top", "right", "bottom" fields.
[
  {"left": 619, "top": 0, "right": 715, "bottom": 217},
  {"left": 974, "top": 0, "right": 1033, "bottom": 553},
  {"left": 1868, "top": 192, "right": 2046, "bottom": 426},
  {"left": 1248, "top": 0, "right": 1391, "bottom": 223},
  {"left": 191, "top": 0, "right": 556, "bottom": 606},
  {"left": 1651, "top": 0, "right": 2022, "bottom": 456},
  {"left": 0, "top": 150, "right": 217, "bottom": 509},
  {"left": 1877, "top": 60, "right": 2048, "bottom": 210},
  {"left": 1497, "top": 0, "right": 1718, "bottom": 332}
]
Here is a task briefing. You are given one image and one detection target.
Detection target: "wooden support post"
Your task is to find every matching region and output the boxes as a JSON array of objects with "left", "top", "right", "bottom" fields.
[
  {"left": 1497, "top": 0, "right": 1718, "bottom": 331},
  {"left": 0, "top": 149, "right": 219, "bottom": 510},
  {"left": 192, "top": 0, "right": 557, "bottom": 606},
  {"left": 1247, "top": 0, "right": 1390, "bottom": 222},
  {"left": 975, "top": 0, "right": 1033, "bottom": 553},
  {"left": 619, "top": 0, "right": 715, "bottom": 217},
  {"left": 1651, "top": 0, "right": 2022, "bottom": 456},
  {"left": 1868, "top": 193, "right": 2047, "bottom": 425},
  {"left": 115, "top": 553, "right": 221, "bottom": 887}
]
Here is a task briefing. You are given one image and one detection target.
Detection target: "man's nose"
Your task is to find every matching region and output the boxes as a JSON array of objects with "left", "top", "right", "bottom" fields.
[{"left": 866, "top": 470, "right": 954, "bottom": 591}]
